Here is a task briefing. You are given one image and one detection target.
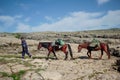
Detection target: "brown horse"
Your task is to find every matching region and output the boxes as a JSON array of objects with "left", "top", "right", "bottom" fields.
[
  {"left": 78, "top": 42, "right": 110, "bottom": 59},
  {"left": 38, "top": 42, "right": 74, "bottom": 60}
]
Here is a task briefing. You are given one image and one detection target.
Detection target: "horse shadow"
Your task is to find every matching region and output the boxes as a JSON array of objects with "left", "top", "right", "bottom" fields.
[
  {"left": 32, "top": 56, "right": 58, "bottom": 60},
  {"left": 78, "top": 56, "right": 100, "bottom": 60},
  {"left": 78, "top": 56, "right": 89, "bottom": 59}
]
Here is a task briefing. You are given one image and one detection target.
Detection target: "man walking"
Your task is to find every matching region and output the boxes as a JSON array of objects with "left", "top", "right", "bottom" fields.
[{"left": 21, "top": 37, "right": 32, "bottom": 59}]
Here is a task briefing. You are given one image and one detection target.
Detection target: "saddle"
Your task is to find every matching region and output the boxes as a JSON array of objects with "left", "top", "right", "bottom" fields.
[
  {"left": 55, "top": 39, "right": 65, "bottom": 48},
  {"left": 89, "top": 39, "right": 100, "bottom": 50}
]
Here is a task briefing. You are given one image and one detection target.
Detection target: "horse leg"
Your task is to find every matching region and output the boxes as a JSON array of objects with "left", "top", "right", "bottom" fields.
[
  {"left": 46, "top": 52, "right": 50, "bottom": 60},
  {"left": 89, "top": 51, "right": 92, "bottom": 59},
  {"left": 52, "top": 51, "right": 58, "bottom": 60},
  {"left": 87, "top": 51, "right": 92, "bottom": 59},
  {"left": 107, "top": 45, "right": 110, "bottom": 59},
  {"left": 64, "top": 52, "right": 68, "bottom": 60},
  {"left": 102, "top": 44, "right": 110, "bottom": 59},
  {"left": 104, "top": 49, "right": 110, "bottom": 59},
  {"left": 87, "top": 51, "right": 90, "bottom": 58},
  {"left": 99, "top": 50, "right": 103, "bottom": 59},
  {"left": 61, "top": 45, "right": 68, "bottom": 60}
]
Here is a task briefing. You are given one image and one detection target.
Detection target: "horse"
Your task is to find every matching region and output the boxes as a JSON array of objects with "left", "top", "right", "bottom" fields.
[
  {"left": 37, "top": 42, "right": 74, "bottom": 60},
  {"left": 78, "top": 42, "right": 110, "bottom": 59}
]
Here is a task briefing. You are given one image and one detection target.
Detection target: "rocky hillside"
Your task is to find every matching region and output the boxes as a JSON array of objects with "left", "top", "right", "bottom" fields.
[
  {"left": 0, "top": 28, "right": 120, "bottom": 43},
  {"left": 0, "top": 28, "right": 120, "bottom": 80}
]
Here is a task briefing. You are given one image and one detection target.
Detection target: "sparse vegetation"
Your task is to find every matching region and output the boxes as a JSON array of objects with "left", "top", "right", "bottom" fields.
[
  {"left": 0, "top": 70, "right": 26, "bottom": 80},
  {"left": 13, "top": 33, "right": 21, "bottom": 39},
  {"left": 88, "top": 71, "right": 103, "bottom": 79},
  {"left": 0, "top": 28, "right": 120, "bottom": 80},
  {"left": 0, "top": 55, "right": 34, "bottom": 67}
]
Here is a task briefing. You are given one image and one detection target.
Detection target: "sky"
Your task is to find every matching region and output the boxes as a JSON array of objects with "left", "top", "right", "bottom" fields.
[{"left": 0, "top": 0, "right": 120, "bottom": 32}]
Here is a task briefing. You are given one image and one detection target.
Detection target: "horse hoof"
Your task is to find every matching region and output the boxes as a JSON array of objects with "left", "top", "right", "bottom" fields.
[
  {"left": 70, "top": 58, "right": 75, "bottom": 60},
  {"left": 64, "top": 58, "right": 67, "bottom": 60},
  {"left": 46, "top": 58, "right": 49, "bottom": 60},
  {"left": 89, "top": 57, "right": 92, "bottom": 59},
  {"left": 55, "top": 58, "right": 58, "bottom": 60},
  {"left": 99, "top": 57, "right": 102, "bottom": 59}
]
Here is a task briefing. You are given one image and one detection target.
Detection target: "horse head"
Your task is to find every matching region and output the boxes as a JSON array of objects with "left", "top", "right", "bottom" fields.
[{"left": 37, "top": 42, "right": 42, "bottom": 50}]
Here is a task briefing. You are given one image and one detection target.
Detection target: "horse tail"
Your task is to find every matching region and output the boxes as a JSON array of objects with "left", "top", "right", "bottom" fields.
[
  {"left": 67, "top": 44, "right": 73, "bottom": 58},
  {"left": 106, "top": 43, "right": 110, "bottom": 59}
]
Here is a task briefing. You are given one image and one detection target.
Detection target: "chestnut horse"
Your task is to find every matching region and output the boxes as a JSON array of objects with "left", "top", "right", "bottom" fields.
[
  {"left": 38, "top": 42, "right": 74, "bottom": 60},
  {"left": 78, "top": 42, "right": 110, "bottom": 59}
]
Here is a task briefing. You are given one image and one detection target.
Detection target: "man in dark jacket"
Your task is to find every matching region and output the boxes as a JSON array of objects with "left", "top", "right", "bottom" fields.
[{"left": 21, "top": 37, "right": 32, "bottom": 59}]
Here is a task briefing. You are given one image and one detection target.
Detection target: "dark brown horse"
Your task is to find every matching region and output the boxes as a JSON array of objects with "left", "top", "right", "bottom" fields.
[
  {"left": 78, "top": 42, "right": 110, "bottom": 59},
  {"left": 38, "top": 42, "right": 74, "bottom": 60}
]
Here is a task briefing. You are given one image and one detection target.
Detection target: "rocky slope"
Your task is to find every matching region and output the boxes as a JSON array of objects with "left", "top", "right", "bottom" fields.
[{"left": 0, "top": 28, "right": 120, "bottom": 80}]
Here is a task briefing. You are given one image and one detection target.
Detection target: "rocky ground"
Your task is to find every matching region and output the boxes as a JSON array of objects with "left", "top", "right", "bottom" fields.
[{"left": 0, "top": 29, "right": 120, "bottom": 80}]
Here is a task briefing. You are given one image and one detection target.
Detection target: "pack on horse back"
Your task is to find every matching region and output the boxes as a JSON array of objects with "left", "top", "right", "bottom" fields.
[
  {"left": 89, "top": 39, "right": 100, "bottom": 50},
  {"left": 55, "top": 39, "right": 65, "bottom": 48}
]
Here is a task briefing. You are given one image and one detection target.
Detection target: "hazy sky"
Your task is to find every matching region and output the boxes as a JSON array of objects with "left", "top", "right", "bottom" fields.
[{"left": 0, "top": 0, "right": 120, "bottom": 32}]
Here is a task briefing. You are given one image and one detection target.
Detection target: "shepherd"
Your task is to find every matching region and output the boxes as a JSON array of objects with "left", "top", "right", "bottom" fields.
[{"left": 21, "top": 37, "right": 32, "bottom": 59}]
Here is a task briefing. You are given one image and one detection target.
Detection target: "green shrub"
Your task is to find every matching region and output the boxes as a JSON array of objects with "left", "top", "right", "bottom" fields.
[
  {"left": 13, "top": 33, "right": 21, "bottom": 39},
  {"left": 0, "top": 70, "right": 26, "bottom": 80}
]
